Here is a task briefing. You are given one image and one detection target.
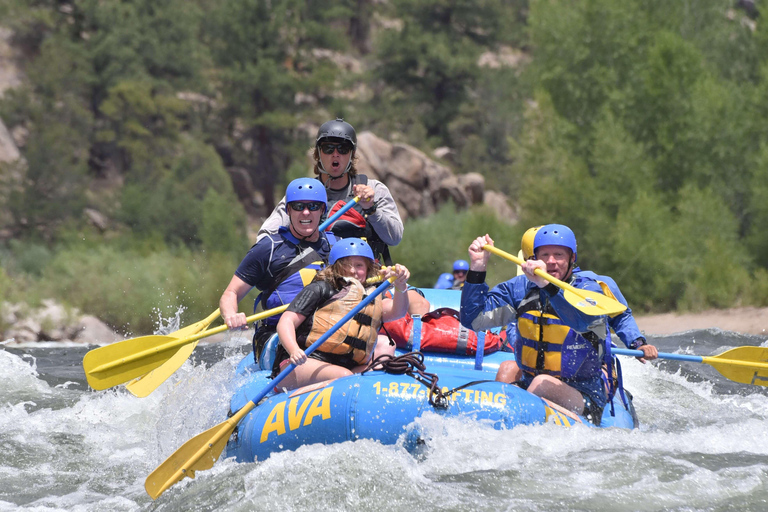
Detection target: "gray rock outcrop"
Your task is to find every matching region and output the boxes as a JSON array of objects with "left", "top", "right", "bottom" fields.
[
  {"left": 354, "top": 131, "right": 511, "bottom": 221},
  {"left": 1, "top": 300, "right": 123, "bottom": 345}
]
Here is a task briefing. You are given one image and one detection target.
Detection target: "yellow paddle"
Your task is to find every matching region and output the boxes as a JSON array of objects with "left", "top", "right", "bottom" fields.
[
  {"left": 613, "top": 346, "right": 768, "bottom": 387},
  {"left": 483, "top": 245, "right": 627, "bottom": 316},
  {"left": 125, "top": 313, "right": 222, "bottom": 397},
  {"left": 123, "top": 309, "right": 222, "bottom": 396},
  {"left": 83, "top": 197, "right": 366, "bottom": 394},
  {"left": 145, "top": 277, "right": 396, "bottom": 500},
  {"left": 83, "top": 305, "right": 289, "bottom": 391}
]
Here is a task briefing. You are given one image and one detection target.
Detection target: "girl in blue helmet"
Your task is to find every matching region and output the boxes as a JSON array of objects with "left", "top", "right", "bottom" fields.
[{"left": 275, "top": 238, "right": 411, "bottom": 390}]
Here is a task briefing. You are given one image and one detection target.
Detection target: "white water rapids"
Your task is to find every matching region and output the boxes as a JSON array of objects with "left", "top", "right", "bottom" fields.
[{"left": 2, "top": 329, "right": 767, "bottom": 511}]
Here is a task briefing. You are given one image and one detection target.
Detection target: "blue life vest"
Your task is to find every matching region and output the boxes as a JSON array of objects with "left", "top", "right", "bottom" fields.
[{"left": 252, "top": 229, "right": 329, "bottom": 326}]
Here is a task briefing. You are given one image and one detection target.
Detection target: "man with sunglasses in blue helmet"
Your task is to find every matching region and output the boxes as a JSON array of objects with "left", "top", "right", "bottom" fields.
[
  {"left": 220, "top": 177, "right": 332, "bottom": 357},
  {"left": 258, "top": 118, "right": 403, "bottom": 265},
  {"left": 460, "top": 224, "right": 657, "bottom": 425}
]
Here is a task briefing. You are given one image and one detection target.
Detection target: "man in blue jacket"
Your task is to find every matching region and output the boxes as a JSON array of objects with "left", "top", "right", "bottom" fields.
[{"left": 460, "top": 224, "right": 657, "bottom": 423}]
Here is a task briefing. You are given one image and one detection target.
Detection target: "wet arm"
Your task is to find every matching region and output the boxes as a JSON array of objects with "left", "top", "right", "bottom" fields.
[
  {"left": 276, "top": 311, "right": 308, "bottom": 365},
  {"left": 220, "top": 275, "right": 254, "bottom": 329}
]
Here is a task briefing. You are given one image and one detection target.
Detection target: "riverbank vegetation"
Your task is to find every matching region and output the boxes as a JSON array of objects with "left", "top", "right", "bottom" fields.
[{"left": 2, "top": 0, "right": 768, "bottom": 334}]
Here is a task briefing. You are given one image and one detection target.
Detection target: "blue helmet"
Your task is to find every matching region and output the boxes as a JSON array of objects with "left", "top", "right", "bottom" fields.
[
  {"left": 286, "top": 178, "right": 327, "bottom": 207},
  {"left": 453, "top": 259, "right": 469, "bottom": 272},
  {"left": 329, "top": 238, "right": 374, "bottom": 265},
  {"left": 533, "top": 224, "right": 577, "bottom": 261},
  {"left": 434, "top": 272, "right": 455, "bottom": 289}
]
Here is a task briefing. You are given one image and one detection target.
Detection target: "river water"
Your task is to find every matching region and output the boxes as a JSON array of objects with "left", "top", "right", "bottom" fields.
[{"left": 2, "top": 328, "right": 767, "bottom": 512}]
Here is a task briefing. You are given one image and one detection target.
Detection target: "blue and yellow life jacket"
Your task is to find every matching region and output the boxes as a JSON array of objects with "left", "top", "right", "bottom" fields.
[
  {"left": 254, "top": 230, "right": 328, "bottom": 326},
  {"left": 514, "top": 287, "right": 604, "bottom": 381}
]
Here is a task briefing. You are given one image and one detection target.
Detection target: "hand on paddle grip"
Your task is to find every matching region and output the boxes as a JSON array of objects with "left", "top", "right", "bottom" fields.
[
  {"left": 468, "top": 235, "right": 493, "bottom": 271},
  {"left": 381, "top": 264, "right": 410, "bottom": 293}
]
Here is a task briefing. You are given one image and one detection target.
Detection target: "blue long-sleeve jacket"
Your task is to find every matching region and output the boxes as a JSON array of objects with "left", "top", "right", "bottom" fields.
[
  {"left": 459, "top": 271, "right": 608, "bottom": 338},
  {"left": 576, "top": 270, "right": 646, "bottom": 349}
]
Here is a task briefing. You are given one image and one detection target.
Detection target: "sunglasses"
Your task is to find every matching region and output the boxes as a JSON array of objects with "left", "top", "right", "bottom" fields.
[
  {"left": 319, "top": 142, "right": 353, "bottom": 155},
  {"left": 288, "top": 201, "right": 324, "bottom": 212}
]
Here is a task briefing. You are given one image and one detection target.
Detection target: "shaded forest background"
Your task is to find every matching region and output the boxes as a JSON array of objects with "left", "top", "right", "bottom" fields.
[{"left": 2, "top": 0, "right": 768, "bottom": 335}]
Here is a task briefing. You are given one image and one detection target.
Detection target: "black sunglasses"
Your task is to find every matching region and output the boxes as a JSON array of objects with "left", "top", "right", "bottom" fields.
[
  {"left": 319, "top": 142, "right": 353, "bottom": 155},
  {"left": 288, "top": 201, "right": 324, "bottom": 212}
]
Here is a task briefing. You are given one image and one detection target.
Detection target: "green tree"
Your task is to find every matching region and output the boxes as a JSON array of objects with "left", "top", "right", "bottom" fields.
[
  {"left": 118, "top": 138, "right": 244, "bottom": 249},
  {"left": 204, "top": 0, "right": 351, "bottom": 211},
  {"left": 375, "top": 0, "right": 521, "bottom": 143},
  {"left": 0, "top": 35, "right": 92, "bottom": 239}
]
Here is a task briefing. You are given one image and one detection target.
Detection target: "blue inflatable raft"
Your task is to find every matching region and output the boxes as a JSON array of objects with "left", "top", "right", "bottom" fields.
[{"left": 224, "top": 289, "right": 638, "bottom": 462}]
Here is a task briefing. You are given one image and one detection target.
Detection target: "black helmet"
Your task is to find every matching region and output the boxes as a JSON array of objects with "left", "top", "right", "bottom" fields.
[{"left": 316, "top": 118, "right": 357, "bottom": 149}]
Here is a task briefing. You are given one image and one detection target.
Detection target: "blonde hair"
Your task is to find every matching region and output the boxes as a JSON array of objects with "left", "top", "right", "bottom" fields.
[{"left": 315, "top": 256, "right": 379, "bottom": 289}]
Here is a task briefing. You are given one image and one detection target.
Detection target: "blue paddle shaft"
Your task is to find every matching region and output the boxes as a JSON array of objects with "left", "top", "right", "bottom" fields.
[
  {"left": 247, "top": 278, "right": 393, "bottom": 407},
  {"left": 612, "top": 348, "right": 704, "bottom": 363},
  {"left": 318, "top": 197, "right": 359, "bottom": 232}
]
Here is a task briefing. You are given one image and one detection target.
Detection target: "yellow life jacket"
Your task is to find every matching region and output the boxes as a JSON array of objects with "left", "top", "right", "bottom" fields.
[
  {"left": 515, "top": 289, "right": 603, "bottom": 380},
  {"left": 303, "top": 277, "right": 383, "bottom": 365}
]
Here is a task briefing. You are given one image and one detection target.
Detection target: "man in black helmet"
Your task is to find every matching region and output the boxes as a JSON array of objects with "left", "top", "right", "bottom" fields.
[{"left": 258, "top": 118, "right": 404, "bottom": 264}]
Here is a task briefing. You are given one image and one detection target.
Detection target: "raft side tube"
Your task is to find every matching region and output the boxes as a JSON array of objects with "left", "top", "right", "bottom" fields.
[{"left": 223, "top": 368, "right": 636, "bottom": 463}]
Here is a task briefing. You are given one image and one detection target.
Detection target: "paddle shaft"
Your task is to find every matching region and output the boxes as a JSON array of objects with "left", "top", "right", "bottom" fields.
[
  {"left": 484, "top": 245, "right": 569, "bottom": 290},
  {"left": 613, "top": 348, "right": 768, "bottom": 370},
  {"left": 320, "top": 196, "right": 359, "bottom": 231},
  {"left": 147, "top": 277, "right": 395, "bottom": 499},
  {"left": 482, "top": 244, "right": 627, "bottom": 316}
]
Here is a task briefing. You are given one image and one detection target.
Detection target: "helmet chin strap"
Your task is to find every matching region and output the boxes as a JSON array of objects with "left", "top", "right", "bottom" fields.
[{"left": 564, "top": 252, "right": 575, "bottom": 281}]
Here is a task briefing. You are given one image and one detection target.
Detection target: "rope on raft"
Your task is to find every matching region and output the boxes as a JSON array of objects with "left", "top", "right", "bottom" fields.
[
  {"left": 363, "top": 351, "right": 450, "bottom": 408},
  {"left": 363, "top": 351, "right": 495, "bottom": 409}
]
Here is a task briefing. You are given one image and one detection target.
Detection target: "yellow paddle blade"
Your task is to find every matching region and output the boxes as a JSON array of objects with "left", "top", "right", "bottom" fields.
[
  {"left": 483, "top": 245, "right": 627, "bottom": 316},
  {"left": 83, "top": 305, "right": 289, "bottom": 391},
  {"left": 83, "top": 309, "right": 221, "bottom": 391},
  {"left": 125, "top": 341, "right": 199, "bottom": 398},
  {"left": 145, "top": 402, "right": 254, "bottom": 500},
  {"left": 84, "top": 334, "right": 183, "bottom": 390},
  {"left": 560, "top": 288, "right": 627, "bottom": 316},
  {"left": 704, "top": 346, "right": 768, "bottom": 387},
  {"left": 124, "top": 310, "right": 221, "bottom": 397}
]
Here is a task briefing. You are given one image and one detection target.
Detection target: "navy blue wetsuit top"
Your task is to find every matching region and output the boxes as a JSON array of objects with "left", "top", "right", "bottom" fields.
[{"left": 234, "top": 226, "right": 331, "bottom": 299}]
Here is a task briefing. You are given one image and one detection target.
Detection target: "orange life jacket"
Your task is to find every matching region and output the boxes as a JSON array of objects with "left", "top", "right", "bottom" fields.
[{"left": 303, "top": 278, "right": 383, "bottom": 365}]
